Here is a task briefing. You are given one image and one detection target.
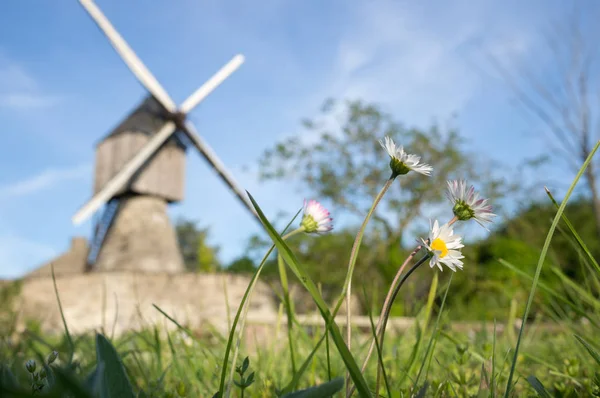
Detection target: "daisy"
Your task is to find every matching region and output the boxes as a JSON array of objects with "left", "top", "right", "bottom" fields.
[
  {"left": 300, "top": 199, "right": 333, "bottom": 233},
  {"left": 446, "top": 180, "right": 496, "bottom": 229},
  {"left": 379, "top": 136, "right": 433, "bottom": 177},
  {"left": 421, "top": 220, "right": 464, "bottom": 272}
]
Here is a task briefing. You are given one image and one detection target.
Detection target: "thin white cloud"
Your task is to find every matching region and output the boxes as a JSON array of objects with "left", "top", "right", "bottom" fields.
[
  {"left": 292, "top": 1, "right": 537, "bottom": 130},
  {"left": 0, "top": 163, "right": 91, "bottom": 199},
  {"left": 0, "top": 93, "right": 60, "bottom": 109},
  {"left": 0, "top": 52, "right": 60, "bottom": 110}
]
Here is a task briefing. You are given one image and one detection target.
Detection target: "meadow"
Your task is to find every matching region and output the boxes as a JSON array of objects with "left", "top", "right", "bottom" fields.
[{"left": 2, "top": 134, "right": 600, "bottom": 398}]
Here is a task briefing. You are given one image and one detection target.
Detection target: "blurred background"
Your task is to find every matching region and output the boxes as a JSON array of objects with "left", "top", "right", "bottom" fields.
[{"left": 0, "top": 0, "right": 598, "bottom": 322}]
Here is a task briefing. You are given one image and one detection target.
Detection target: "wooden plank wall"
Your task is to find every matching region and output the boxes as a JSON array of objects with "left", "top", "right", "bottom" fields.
[{"left": 94, "top": 131, "right": 185, "bottom": 202}]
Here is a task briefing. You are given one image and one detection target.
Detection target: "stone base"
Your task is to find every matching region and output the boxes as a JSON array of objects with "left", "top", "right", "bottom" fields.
[{"left": 94, "top": 195, "right": 184, "bottom": 273}]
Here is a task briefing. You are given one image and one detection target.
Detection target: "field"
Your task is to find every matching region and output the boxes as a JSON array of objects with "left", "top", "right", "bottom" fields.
[{"left": 2, "top": 138, "right": 600, "bottom": 398}]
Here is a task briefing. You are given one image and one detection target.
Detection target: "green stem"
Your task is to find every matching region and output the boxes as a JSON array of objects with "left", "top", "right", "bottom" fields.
[
  {"left": 344, "top": 177, "right": 394, "bottom": 395},
  {"left": 223, "top": 227, "right": 303, "bottom": 397},
  {"left": 274, "top": 228, "right": 304, "bottom": 380},
  {"left": 414, "top": 272, "right": 454, "bottom": 388},
  {"left": 503, "top": 141, "right": 600, "bottom": 397},
  {"left": 375, "top": 253, "right": 431, "bottom": 396},
  {"left": 278, "top": 252, "right": 297, "bottom": 375}
]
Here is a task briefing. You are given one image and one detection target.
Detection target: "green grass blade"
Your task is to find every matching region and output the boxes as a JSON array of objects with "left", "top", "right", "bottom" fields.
[
  {"left": 278, "top": 253, "right": 297, "bottom": 375},
  {"left": 415, "top": 273, "right": 453, "bottom": 388},
  {"left": 498, "top": 259, "right": 597, "bottom": 326},
  {"left": 51, "top": 265, "right": 74, "bottom": 365},
  {"left": 95, "top": 333, "right": 136, "bottom": 398},
  {"left": 280, "top": 333, "right": 328, "bottom": 394},
  {"left": 217, "top": 208, "right": 301, "bottom": 397},
  {"left": 247, "top": 191, "right": 372, "bottom": 397},
  {"left": 396, "top": 271, "right": 439, "bottom": 387},
  {"left": 491, "top": 319, "right": 497, "bottom": 398},
  {"left": 364, "top": 287, "right": 391, "bottom": 398},
  {"left": 573, "top": 334, "right": 600, "bottom": 366},
  {"left": 503, "top": 140, "right": 600, "bottom": 397},
  {"left": 280, "top": 377, "right": 344, "bottom": 398},
  {"left": 550, "top": 266, "right": 600, "bottom": 309},
  {"left": 216, "top": 247, "right": 274, "bottom": 397},
  {"left": 526, "top": 376, "right": 552, "bottom": 398},
  {"left": 545, "top": 187, "right": 600, "bottom": 273}
]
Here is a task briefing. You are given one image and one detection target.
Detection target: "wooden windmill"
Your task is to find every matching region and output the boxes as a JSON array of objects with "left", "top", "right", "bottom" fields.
[{"left": 75, "top": 0, "right": 259, "bottom": 273}]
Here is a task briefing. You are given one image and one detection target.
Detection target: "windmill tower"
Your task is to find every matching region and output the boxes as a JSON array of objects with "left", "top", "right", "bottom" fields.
[{"left": 75, "top": 0, "right": 259, "bottom": 273}]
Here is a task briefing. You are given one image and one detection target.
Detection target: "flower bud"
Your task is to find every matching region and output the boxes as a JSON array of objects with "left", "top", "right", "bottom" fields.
[
  {"left": 25, "top": 359, "right": 36, "bottom": 373},
  {"left": 47, "top": 350, "right": 58, "bottom": 364}
]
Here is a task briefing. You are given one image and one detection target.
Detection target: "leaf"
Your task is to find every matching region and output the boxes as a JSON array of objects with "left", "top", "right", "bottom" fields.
[
  {"left": 52, "top": 366, "right": 96, "bottom": 398},
  {"left": 241, "top": 357, "right": 250, "bottom": 374},
  {"left": 280, "top": 377, "right": 344, "bottom": 398},
  {"left": 246, "top": 372, "right": 255, "bottom": 386},
  {"left": 0, "top": 365, "right": 19, "bottom": 391},
  {"left": 84, "top": 363, "right": 104, "bottom": 395},
  {"left": 574, "top": 334, "right": 600, "bottom": 366},
  {"left": 526, "top": 376, "right": 552, "bottom": 398},
  {"left": 95, "top": 333, "right": 136, "bottom": 398},
  {"left": 42, "top": 363, "right": 56, "bottom": 389}
]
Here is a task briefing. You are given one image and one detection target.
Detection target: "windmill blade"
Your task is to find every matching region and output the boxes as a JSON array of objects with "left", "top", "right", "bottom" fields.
[
  {"left": 179, "top": 54, "right": 245, "bottom": 114},
  {"left": 72, "top": 121, "right": 177, "bottom": 225},
  {"left": 180, "top": 120, "right": 260, "bottom": 221},
  {"left": 78, "top": 0, "right": 177, "bottom": 112}
]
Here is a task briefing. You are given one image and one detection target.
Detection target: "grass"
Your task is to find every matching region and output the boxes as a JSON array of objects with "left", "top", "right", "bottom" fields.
[
  {"left": 1, "top": 141, "right": 600, "bottom": 397},
  {"left": 2, "top": 309, "right": 599, "bottom": 397}
]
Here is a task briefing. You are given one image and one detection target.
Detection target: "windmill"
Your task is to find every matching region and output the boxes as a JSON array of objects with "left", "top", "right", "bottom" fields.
[{"left": 75, "top": 0, "right": 259, "bottom": 273}]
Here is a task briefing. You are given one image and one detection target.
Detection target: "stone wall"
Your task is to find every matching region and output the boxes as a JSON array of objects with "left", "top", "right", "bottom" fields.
[
  {"left": 11, "top": 272, "right": 277, "bottom": 338},
  {"left": 27, "top": 237, "right": 89, "bottom": 279}
]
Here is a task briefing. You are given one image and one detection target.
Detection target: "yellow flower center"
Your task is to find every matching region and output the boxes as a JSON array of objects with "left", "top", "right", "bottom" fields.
[{"left": 431, "top": 238, "right": 448, "bottom": 258}]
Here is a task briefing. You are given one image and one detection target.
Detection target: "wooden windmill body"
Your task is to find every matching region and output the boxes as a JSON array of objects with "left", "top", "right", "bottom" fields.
[
  {"left": 88, "top": 96, "right": 186, "bottom": 273},
  {"left": 76, "top": 0, "right": 259, "bottom": 274}
]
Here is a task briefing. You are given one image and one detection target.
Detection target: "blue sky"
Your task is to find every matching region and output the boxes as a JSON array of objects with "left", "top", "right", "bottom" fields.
[{"left": 0, "top": 0, "right": 597, "bottom": 279}]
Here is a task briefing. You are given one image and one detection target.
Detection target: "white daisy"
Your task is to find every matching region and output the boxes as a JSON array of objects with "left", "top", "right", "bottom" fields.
[
  {"left": 446, "top": 180, "right": 496, "bottom": 229},
  {"left": 379, "top": 136, "right": 433, "bottom": 177},
  {"left": 421, "top": 220, "right": 464, "bottom": 272},
  {"left": 300, "top": 199, "right": 333, "bottom": 233}
]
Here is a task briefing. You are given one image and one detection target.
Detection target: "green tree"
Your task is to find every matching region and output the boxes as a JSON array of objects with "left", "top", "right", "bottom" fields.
[
  {"left": 226, "top": 256, "right": 256, "bottom": 274},
  {"left": 254, "top": 99, "right": 516, "bottom": 311},
  {"left": 175, "top": 218, "right": 221, "bottom": 272},
  {"left": 449, "top": 197, "right": 600, "bottom": 321},
  {"left": 259, "top": 99, "right": 508, "bottom": 243}
]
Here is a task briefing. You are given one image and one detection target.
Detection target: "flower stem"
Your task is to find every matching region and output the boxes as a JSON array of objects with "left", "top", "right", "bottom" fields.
[
  {"left": 344, "top": 177, "right": 395, "bottom": 396},
  {"left": 375, "top": 253, "right": 431, "bottom": 396},
  {"left": 278, "top": 253, "right": 296, "bottom": 375},
  {"left": 348, "top": 244, "right": 423, "bottom": 393},
  {"left": 276, "top": 227, "right": 304, "bottom": 375}
]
